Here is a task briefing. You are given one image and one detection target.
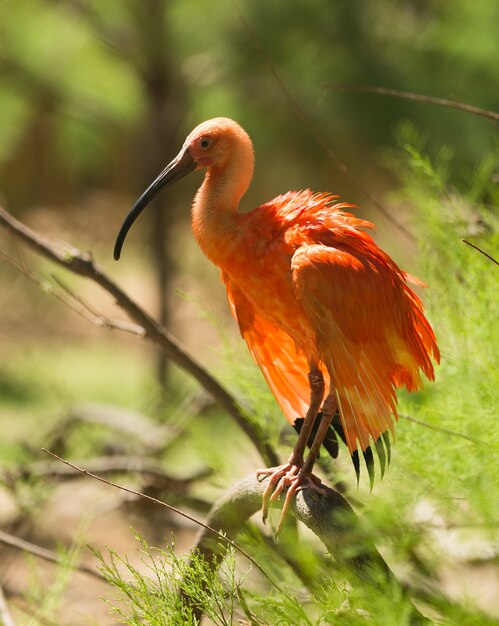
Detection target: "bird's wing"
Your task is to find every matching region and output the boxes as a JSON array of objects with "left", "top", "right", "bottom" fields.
[
  {"left": 222, "top": 272, "right": 312, "bottom": 424},
  {"left": 291, "top": 244, "right": 439, "bottom": 453}
]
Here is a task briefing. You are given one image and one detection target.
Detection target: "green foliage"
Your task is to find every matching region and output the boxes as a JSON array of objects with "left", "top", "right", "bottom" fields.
[
  {"left": 1, "top": 0, "right": 498, "bottom": 205},
  {"left": 0, "top": 0, "right": 142, "bottom": 193},
  {"left": 94, "top": 531, "right": 319, "bottom": 625},
  {"left": 390, "top": 127, "right": 499, "bottom": 523},
  {"left": 348, "top": 134, "right": 499, "bottom": 620},
  {"left": 94, "top": 533, "right": 246, "bottom": 625},
  {"left": 96, "top": 529, "right": 442, "bottom": 626}
]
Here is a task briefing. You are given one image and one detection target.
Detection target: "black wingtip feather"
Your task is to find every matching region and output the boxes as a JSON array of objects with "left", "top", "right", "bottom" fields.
[
  {"left": 375, "top": 436, "right": 387, "bottom": 478},
  {"left": 321, "top": 421, "right": 339, "bottom": 458},
  {"left": 351, "top": 449, "right": 361, "bottom": 485},
  {"left": 382, "top": 430, "right": 392, "bottom": 465},
  {"left": 362, "top": 445, "right": 375, "bottom": 491},
  {"left": 293, "top": 411, "right": 393, "bottom": 486}
]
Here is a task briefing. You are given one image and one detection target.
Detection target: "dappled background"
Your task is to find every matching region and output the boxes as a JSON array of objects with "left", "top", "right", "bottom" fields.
[{"left": 0, "top": 1, "right": 498, "bottom": 624}]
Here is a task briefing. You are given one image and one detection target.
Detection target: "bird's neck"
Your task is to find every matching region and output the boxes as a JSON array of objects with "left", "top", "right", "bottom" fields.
[{"left": 191, "top": 155, "right": 253, "bottom": 266}]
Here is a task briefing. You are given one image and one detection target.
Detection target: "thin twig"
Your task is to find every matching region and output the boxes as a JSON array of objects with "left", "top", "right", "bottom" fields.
[
  {"left": 51, "top": 274, "right": 145, "bottom": 335},
  {"left": 399, "top": 413, "right": 486, "bottom": 445},
  {"left": 0, "top": 205, "right": 278, "bottom": 467},
  {"left": 0, "top": 581, "right": 16, "bottom": 626},
  {"left": 233, "top": 3, "right": 416, "bottom": 243},
  {"left": 0, "top": 249, "right": 86, "bottom": 318},
  {"left": 462, "top": 239, "right": 499, "bottom": 266},
  {"left": 0, "top": 529, "right": 104, "bottom": 582},
  {"left": 40, "top": 449, "right": 281, "bottom": 592},
  {"left": 325, "top": 84, "right": 499, "bottom": 123},
  {"left": 0, "top": 249, "right": 144, "bottom": 336}
]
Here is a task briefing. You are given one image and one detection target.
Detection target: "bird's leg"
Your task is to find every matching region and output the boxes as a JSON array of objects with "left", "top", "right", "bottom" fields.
[
  {"left": 273, "top": 392, "right": 338, "bottom": 536},
  {"left": 299, "top": 392, "right": 338, "bottom": 476},
  {"left": 289, "top": 369, "right": 325, "bottom": 466},
  {"left": 257, "top": 367, "right": 324, "bottom": 523}
]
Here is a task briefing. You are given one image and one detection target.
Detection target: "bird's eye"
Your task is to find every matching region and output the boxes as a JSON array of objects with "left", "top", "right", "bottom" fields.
[{"left": 199, "top": 137, "right": 211, "bottom": 149}]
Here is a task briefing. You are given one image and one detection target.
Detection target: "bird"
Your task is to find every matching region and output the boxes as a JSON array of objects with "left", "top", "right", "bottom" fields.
[{"left": 114, "top": 117, "right": 440, "bottom": 532}]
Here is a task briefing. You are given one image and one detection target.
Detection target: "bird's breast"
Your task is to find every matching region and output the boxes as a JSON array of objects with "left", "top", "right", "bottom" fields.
[{"left": 193, "top": 207, "right": 319, "bottom": 355}]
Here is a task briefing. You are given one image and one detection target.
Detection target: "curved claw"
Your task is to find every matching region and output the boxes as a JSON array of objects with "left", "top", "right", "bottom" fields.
[
  {"left": 257, "top": 463, "right": 297, "bottom": 523},
  {"left": 269, "top": 465, "right": 299, "bottom": 503},
  {"left": 274, "top": 478, "right": 304, "bottom": 537},
  {"left": 256, "top": 464, "right": 325, "bottom": 535}
]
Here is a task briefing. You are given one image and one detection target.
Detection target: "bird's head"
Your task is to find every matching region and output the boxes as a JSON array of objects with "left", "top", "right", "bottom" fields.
[
  {"left": 113, "top": 117, "right": 253, "bottom": 261},
  {"left": 185, "top": 117, "right": 253, "bottom": 170}
]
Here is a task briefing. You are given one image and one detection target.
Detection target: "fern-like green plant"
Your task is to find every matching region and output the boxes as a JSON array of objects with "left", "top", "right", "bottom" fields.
[{"left": 93, "top": 532, "right": 249, "bottom": 625}]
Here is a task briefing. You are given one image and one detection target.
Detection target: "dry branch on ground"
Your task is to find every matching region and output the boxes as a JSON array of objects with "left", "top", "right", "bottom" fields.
[{"left": 0, "top": 204, "right": 278, "bottom": 467}]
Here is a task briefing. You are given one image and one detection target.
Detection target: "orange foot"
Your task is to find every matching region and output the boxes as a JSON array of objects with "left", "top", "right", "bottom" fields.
[{"left": 256, "top": 463, "right": 325, "bottom": 536}]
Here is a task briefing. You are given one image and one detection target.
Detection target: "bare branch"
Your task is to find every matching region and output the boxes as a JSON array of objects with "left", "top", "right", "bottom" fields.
[
  {"left": 0, "top": 529, "right": 104, "bottom": 582},
  {"left": 462, "top": 239, "right": 499, "bottom": 266},
  {"left": 325, "top": 84, "right": 499, "bottom": 122},
  {"left": 43, "top": 402, "right": 170, "bottom": 453},
  {"left": 0, "top": 205, "right": 278, "bottom": 467},
  {"left": 0, "top": 249, "right": 145, "bottom": 336},
  {"left": 195, "top": 473, "right": 392, "bottom": 584},
  {"left": 40, "top": 449, "right": 280, "bottom": 591},
  {"left": 51, "top": 274, "right": 145, "bottom": 334},
  {"left": 190, "top": 473, "right": 431, "bottom": 624},
  {"left": 39, "top": 399, "right": 205, "bottom": 463}
]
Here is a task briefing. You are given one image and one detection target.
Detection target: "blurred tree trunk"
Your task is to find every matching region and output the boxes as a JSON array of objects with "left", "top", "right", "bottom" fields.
[{"left": 132, "top": 0, "right": 187, "bottom": 386}]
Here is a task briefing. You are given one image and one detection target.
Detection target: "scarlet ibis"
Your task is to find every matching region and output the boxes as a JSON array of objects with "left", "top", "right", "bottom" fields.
[{"left": 114, "top": 117, "right": 439, "bottom": 531}]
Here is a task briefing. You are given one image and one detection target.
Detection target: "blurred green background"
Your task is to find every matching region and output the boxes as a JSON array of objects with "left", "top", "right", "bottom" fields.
[
  {"left": 0, "top": 1, "right": 498, "bottom": 624},
  {"left": 1, "top": 0, "right": 497, "bottom": 377}
]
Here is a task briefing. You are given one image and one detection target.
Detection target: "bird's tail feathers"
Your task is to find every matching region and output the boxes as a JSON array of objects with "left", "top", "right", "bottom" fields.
[{"left": 325, "top": 353, "right": 398, "bottom": 454}]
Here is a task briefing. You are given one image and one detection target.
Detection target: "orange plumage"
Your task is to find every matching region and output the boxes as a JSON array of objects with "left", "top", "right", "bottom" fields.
[
  {"left": 115, "top": 117, "right": 440, "bottom": 526},
  {"left": 222, "top": 189, "right": 439, "bottom": 452}
]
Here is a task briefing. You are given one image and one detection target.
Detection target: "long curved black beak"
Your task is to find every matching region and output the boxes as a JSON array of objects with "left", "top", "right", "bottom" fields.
[{"left": 114, "top": 147, "right": 196, "bottom": 260}]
